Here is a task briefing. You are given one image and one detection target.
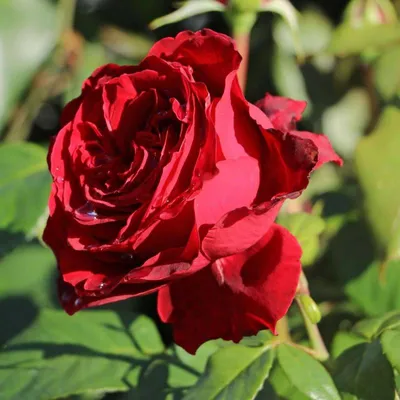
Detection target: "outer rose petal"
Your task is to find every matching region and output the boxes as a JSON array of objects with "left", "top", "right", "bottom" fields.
[
  {"left": 158, "top": 224, "right": 302, "bottom": 354},
  {"left": 256, "top": 94, "right": 307, "bottom": 132},
  {"left": 289, "top": 130, "right": 343, "bottom": 169}
]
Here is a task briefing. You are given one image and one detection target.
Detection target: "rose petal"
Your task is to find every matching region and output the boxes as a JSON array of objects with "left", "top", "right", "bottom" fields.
[
  {"left": 289, "top": 130, "right": 343, "bottom": 169},
  {"left": 149, "top": 29, "right": 241, "bottom": 96},
  {"left": 256, "top": 94, "right": 307, "bottom": 131},
  {"left": 158, "top": 224, "right": 302, "bottom": 354}
]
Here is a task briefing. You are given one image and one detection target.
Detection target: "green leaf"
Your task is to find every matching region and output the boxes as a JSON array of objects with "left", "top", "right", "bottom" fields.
[
  {"left": 333, "top": 340, "right": 395, "bottom": 400},
  {"left": 0, "top": 143, "right": 50, "bottom": 236},
  {"left": 346, "top": 260, "right": 400, "bottom": 316},
  {"left": 374, "top": 46, "right": 400, "bottom": 100},
  {"left": 0, "top": 244, "right": 56, "bottom": 308},
  {"left": 351, "top": 312, "right": 400, "bottom": 339},
  {"left": 278, "top": 212, "right": 325, "bottom": 266},
  {"left": 149, "top": 0, "right": 225, "bottom": 30},
  {"left": 355, "top": 107, "right": 400, "bottom": 256},
  {"left": 321, "top": 88, "right": 370, "bottom": 159},
  {"left": 268, "top": 363, "right": 309, "bottom": 400},
  {"left": 0, "top": 0, "right": 57, "bottom": 127},
  {"left": 184, "top": 342, "right": 275, "bottom": 400},
  {"left": 277, "top": 344, "right": 341, "bottom": 400},
  {"left": 331, "top": 332, "right": 367, "bottom": 359},
  {"left": 328, "top": 23, "right": 400, "bottom": 56},
  {"left": 0, "top": 309, "right": 164, "bottom": 400},
  {"left": 381, "top": 330, "right": 400, "bottom": 373}
]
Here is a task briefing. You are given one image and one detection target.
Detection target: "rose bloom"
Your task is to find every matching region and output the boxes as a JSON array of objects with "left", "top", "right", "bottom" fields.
[{"left": 44, "top": 29, "right": 341, "bottom": 354}]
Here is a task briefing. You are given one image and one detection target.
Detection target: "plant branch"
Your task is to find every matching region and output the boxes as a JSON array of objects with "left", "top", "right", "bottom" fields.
[{"left": 296, "top": 272, "right": 330, "bottom": 361}]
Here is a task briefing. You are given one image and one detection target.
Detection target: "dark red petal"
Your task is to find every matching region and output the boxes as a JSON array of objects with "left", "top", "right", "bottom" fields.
[
  {"left": 256, "top": 94, "right": 307, "bottom": 131},
  {"left": 149, "top": 29, "right": 241, "bottom": 96},
  {"left": 289, "top": 130, "right": 343, "bottom": 169},
  {"left": 59, "top": 278, "right": 162, "bottom": 315},
  {"left": 158, "top": 224, "right": 302, "bottom": 354}
]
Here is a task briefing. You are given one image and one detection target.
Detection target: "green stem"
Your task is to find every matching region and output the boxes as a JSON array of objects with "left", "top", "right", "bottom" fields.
[
  {"left": 276, "top": 316, "right": 291, "bottom": 342},
  {"left": 231, "top": 11, "right": 257, "bottom": 91},
  {"left": 296, "top": 272, "right": 330, "bottom": 361}
]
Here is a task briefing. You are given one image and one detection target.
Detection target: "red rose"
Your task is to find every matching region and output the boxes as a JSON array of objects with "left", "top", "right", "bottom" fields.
[{"left": 44, "top": 29, "right": 341, "bottom": 354}]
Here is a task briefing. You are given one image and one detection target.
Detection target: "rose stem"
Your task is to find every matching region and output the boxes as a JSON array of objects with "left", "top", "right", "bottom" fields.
[
  {"left": 296, "top": 271, "right": 330, "bottom": 361},
  {"left": 231, "top": 12, "right": 257, "bottom": 92},
  {"left": 276, "top": 315, "right": 291, "bottom": 342}
]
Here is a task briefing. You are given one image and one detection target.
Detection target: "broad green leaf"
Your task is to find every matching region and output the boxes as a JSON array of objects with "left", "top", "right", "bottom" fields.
[
  {"left": 374, "top": 46, "right": 400, "bottom": 100},
  {"left": 322, "top": 88, "right": 370, "bottom": 159},
  {"left": 328, "top": 23, "right": 400, "bottom": 56},
  {"left": 0, "top": 0, "right": 57, "bottom": 127},
  {"left": 331, "top": 332, "right": 367, "bottom": 359},
  {"left": 184, "top": 343, "right": 275, "bottom": 400},
  {"left": 333, "top": 340, "right": 395, "bottom": 400},
  {"left": 355, "top": 107, "right": 400, "bottom": 256},
  {"left": 381, "top": 330, "right": 400, "bottom": 373},
  {"left": 277, "top": 344, "right": 341, "bottom": 400},
  {"left": 351, "top": 312, "right": 400, "bottom": 339},
  {"left": 346, "top": 260, "right": 400, "bottom": 316},
  {"left": 268, "top": 363, "right": 309, "bottom": 400},
  {"left": 352, "top": 317, "right": 387, "bottom": 340},
  {"left": 278, "top": 212, "right": 325, "bottom": 266},
  {"left": 0, "top": 143, "right": 50, "bottom": 236},
  {"left": 0, "top": 309, "right": 164, "bottom": 400},
  {"left": 149, "top": 0, "right": 225, "bottom": 30},
  {"left": 0, "top": 245, "right": 56, "bottom": 308}
]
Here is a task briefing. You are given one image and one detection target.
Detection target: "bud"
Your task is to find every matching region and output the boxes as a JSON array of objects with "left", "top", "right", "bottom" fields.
[
  {"left": 297, "top": 294, "right": 322, "bottom": 324},
  {"left": 344, "top": 0, "right": 397, "bottom": 28}
]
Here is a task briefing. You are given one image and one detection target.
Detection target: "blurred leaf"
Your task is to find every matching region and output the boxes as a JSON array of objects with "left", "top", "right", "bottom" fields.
[
  {"left": 329, "top": 23, "right": 400, "bottom": 56},
  {"left": 99, "top": 26, "right": 153, "bottom": 61},
  {"left": 355, "top": 107, "right": 400, "bottom": 257},
  {"left": 65, "top": 42, "right": 107, "bottom": 104},
  {"left": 278, "top": 212, "right": 325, "bottom": 266},
  {"left": 322, "top": 88, "right": 370, "bottom": 159},
  {"left": 346, "top": 260, "right": 400, "bottom": 317},
  {"left": 0, "top": 142, "right": 50, "bottom": 236},
  {"left": 184, "top": 342, "right": 275, "bottom": 400},
  {"left": 262, "top": 0, "right": 303, "bottom": 58},
  {"left": 277, "top": 344, "right": 340, "bottom": 400},
  {"left": 0, "top": 245, "right": 55, "bottom": 308},
  {"left": 331, "top": 331, "right": 367, "bottom": 359},
  {"left": 149, "top": 0, "right": 224, "bottom": 30},
  {"left": 0, "top": 309, "right": 163, "bottom": 400},
  {"left": 272, "top": 48, "right": 311, "bottom": 114},
  {"left": 381, "top": 329, "right": 400, "bottom": 373},
  {"left": 352, "top": 317, "right": 387, "bottom": 340},
  {"left": 374, "top": 46, "right": 400, "bottom": 100},
  {"left": 333, "top": 340, "right": 395, "bottom": 400},
  {"left": 273, "top": 7, "right": 333, "bottom": 57},
  {"left": 0, "top": 0, "right": 57, "bottom": 127}
]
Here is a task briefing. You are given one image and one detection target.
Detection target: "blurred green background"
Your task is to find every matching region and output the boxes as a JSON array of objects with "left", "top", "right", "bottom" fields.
[{"left": 2, "top": 0, "right": 400, "bottom": 399}]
